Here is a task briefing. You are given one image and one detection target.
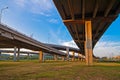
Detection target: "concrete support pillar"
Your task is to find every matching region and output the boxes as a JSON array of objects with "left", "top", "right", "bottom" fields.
[
  {"left": 66, "top": 47, "right": 69, "bottom": 61},
  {"left": 17, "top": 48, "right": 20, "bottom": 61},
  {"left": 62, "top": 56, "right": 65, "bottom": 61},
  {"left": 80, "top": 54, "right": 83, "bottom": 61},
  {"left": 27, "top": 53, "right": 29, "bottom": 60},
  {"left": 85, "top": 21, "right": 93, "bottom": 65},
  {"left": 14, "top": 46, "right": 17, "bottom": 62},
  {"left": 39, "top": 51, "right": 43, "bottom": 62},
  {"left": 0, "top": 52, "right": 1, "bottom": 60},
  {"left": 43, "top": 53, "right": 45, "bottom": 62},
  {"left": 81, "top": 57, "right": 83, "bottom": 61},
  {"left": 72, "top": 51, "right": 75, "bottom": 61},
  {"left": 78, "top": 53, "right": 80, "bottom": 61},
  {"left": 54, "top": 54, "right": 57, "bottom": 61}
]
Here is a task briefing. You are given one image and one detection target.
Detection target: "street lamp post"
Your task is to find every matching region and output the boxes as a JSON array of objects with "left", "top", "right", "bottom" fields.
[{"left": 0, "top": 7, "right": 8, "bottom": 24}]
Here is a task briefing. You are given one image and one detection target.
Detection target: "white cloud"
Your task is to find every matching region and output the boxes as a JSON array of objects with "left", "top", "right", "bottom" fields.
[
  {"left": 49, "top": 19, "right": 59, "bottom": 24},
  {"left": 38, "top": 12, "right": 51, "bottom": 17},
  {"left": 31, "top": 0, "right": 53, "bottom": 11},
  {"left": 48, "top": 26, "right": 66, "bottom": 44},
  {"left": 13, "top": 0, "right": 53, "bottom": 16},
  {"left": 48, "top": 29, "right": 61, "bottom": 44},
  {"left": 60, "top": 40, "right": 79, "bottom": 56},
  {"left": 61, "top": 40, "right": 78, "bottom": 48},
  {"left": 13, "top": 0, "right": 26, "bottom": 7},
  {"left": 32, "top": 18, "right": 42, "bottom": 22},
  {"left": 61, "top": 40, "right": 120, "bottom": 58},
  {"left": 94, "top": 41, "right": 120, "bottom": 58}
]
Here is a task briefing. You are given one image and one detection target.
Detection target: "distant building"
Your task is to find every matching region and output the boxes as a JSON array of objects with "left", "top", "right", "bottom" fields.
[{"left": 113, "top": 56, "right": 120, "bottom": 60}]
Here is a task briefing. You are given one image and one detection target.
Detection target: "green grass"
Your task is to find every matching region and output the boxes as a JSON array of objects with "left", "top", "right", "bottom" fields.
[{"left": 0, "top": 60, "right": 120, "bottom": 80}]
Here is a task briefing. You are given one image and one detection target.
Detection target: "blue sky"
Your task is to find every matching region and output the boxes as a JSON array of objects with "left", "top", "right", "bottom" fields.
[{"left": 0, "top": 0, "right": 120, "bottom": 58}]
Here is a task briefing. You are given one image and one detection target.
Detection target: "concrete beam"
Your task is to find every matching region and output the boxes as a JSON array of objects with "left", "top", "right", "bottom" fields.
[{"left": 85, "top": 21, "right": 93, "bottom": 65}]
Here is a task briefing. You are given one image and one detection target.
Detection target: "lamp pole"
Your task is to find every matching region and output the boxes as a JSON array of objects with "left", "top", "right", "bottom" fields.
[{"left": 0, "top": 7, "right": 8, "bottom": 24}]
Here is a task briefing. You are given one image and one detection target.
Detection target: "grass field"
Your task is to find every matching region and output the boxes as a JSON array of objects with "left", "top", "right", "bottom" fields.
[{"left": 0, "top": 60, "right": 120, "bottom": 80}]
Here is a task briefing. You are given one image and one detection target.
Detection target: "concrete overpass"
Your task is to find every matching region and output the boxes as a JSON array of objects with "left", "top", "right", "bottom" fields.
[
  {"left": 44, "top": 43, "right": 84, "bottom": 61},
  {"left": 44, "top": 43, "right": 80, "bottom": 53},
  {"left": 0, "top": 24, "right": 84, "bottom": 62},
  {"left": 53, "top": 0, "right": 120, "bottom": 65},
  {"left": 0, "top": 24, "right": 67, "bottom": 62}
]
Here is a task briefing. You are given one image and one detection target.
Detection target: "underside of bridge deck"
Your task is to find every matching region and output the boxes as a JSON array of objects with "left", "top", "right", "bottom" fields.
[{"left": 53, "top": 0, "right": 120, "bottom": 65}]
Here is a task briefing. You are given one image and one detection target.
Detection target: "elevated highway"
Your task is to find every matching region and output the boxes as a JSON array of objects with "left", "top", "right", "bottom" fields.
[
  {"left": 0, "top": 24, "right": 83, "bottom": 61},
  {"left": 53, "top": 0, "right": 120, "bottom": 65},
  {"left": 0, "top": 24, "right": 66, "bottom": 62},
  {"left": 44, "top": 43, "right": 80, "bottom": 53}
]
